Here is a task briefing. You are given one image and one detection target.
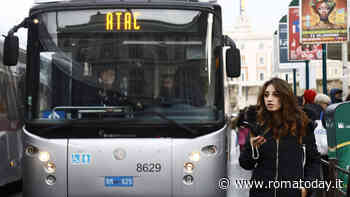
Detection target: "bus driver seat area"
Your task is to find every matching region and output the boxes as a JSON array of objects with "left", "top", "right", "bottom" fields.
[{"left": 174, "top": 65, "right": 206, "bottom": 107}]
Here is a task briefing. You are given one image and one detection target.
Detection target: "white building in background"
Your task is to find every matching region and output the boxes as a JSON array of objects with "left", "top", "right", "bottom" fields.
[{"left": 224, "top": 0, "right": 274, "bottom": 112}]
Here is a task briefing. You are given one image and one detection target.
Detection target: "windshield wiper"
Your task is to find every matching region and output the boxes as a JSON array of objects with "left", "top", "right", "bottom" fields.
[
  {"left": 105, "top": 95, "right": 189, "bottom": 109},
  {"left": 26, "top": 120, "right": 75, "bottom": 135},
  {"left": 156, "top": 97, "right": 190, "bottom": 106}
]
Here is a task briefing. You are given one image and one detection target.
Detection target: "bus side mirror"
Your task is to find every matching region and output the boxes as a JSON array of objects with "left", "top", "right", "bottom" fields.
[
  {"left": 3, "top": 35, "right": 19, "bottom": 66},
  {"left": 226, "top": 47, "right": 241, "bottom": 78}
]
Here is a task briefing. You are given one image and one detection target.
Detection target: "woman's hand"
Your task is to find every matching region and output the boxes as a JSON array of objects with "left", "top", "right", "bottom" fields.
[
  {"left": 301, "top": 187, "right": 307, "bottom": 197},
  {"left": 250, "top": 136, "right": 266, "bottom": 148}
]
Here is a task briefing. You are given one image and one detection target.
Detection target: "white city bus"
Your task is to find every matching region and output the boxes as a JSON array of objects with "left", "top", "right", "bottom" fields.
[{"left": 3, "top": 0, "right": 241, "bottom": 196}]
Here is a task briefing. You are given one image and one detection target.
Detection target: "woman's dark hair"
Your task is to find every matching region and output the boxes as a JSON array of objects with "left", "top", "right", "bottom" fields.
[
  {"left": 256, "top": 78, "right": 310, "bottom": 143},
  {"left": 297, "top": 95, "right": 304, "bottom": 106}
]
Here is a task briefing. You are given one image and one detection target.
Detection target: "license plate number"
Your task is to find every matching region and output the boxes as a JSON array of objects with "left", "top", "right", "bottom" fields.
[{"left": 104, "top": 176, "right": 133, "bottom": 187}]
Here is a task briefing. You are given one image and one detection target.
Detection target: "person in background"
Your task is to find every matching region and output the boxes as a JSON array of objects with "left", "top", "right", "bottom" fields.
[
  {"left": 77, "top": 67, "right": 119, "bottom": 106},
  {"left": 304, "top": 89, "right": 317, "bottom": 105},
  {"left": 229, "top": 107, "right": 256, "bottom": 197},
  {"left": 159, "top": 74, "right": 176, "bottom": 98},
  {"left": 329, "top": 88, "right": 343, "bottom": 104},
  {"left": 313, "top": 93, "right": 331, "bottom": 141},
  {"left": 297, "top": 92, "right": 317, "bottom": 123},
  {"left": 303, "top": 89, "right": 322, "bottom": 121},
  {"left": 313, "top": 93, "right": 331, "bottom": 195},
  {"left": 98, "top": 68, "right": 116, "bottom": 89},
  {"left": 314, "top": 93, "right": 331, "bottom": 112},
  {"left": 229, "top": 109, "right": 248, "bottom": 151},
  {"left": 231, "top": 105, "right": 257, "bottom": 151},
  {"left": 239, "top": 77, "right": 320, "bottom": 197},
  {"left": 96, "top": 67, "right": 121, "bottom": 106}
]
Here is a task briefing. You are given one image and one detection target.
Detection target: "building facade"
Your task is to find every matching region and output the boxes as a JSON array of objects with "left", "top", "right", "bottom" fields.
[{"left": 224, "top": 3, "right": 273, "bottom": 113}]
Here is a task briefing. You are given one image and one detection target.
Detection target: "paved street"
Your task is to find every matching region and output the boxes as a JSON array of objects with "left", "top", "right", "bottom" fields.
[{"left": 227, "top": 143, "right": 251, "bottom": 197}]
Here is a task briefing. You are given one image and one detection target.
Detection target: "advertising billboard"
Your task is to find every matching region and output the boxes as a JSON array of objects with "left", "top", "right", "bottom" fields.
[
  {"left": 301, "top": 0, "right": 348, "bottom": 44},
  {"left": 279, "top": 23, "right": 289, "bottom": 64},
  {"left": 289, "top": 6, "right": 322, "bottom": 60}
]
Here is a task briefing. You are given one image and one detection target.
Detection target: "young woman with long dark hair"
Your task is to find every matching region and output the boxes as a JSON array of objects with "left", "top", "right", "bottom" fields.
[{"left": 239, "top": 78, "right": 320, "bottom": 197}]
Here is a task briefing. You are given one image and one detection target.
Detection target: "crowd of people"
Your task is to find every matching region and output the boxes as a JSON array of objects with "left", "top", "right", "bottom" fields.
[{"left": 229, "top": 78, "right": 350, "bottom": 197}]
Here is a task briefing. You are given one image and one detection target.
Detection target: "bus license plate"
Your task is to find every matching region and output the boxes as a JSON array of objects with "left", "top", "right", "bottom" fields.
[{"left": 104, "top": 176, "right": 133, "bottom": 187}]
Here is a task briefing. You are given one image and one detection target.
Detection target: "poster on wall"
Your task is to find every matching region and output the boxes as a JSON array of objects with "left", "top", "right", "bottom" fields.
[
  {"left": 300, "top": 0, "right": 348, "bottom": 44},
  {"left": 288, "top": 6, "right": 322, "bottom": 60}
]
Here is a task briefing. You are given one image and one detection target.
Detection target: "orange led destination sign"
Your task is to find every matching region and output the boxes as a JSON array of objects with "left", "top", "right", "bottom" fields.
[{"left": 106, "top": 12, "right": 141, "bottom": 31}]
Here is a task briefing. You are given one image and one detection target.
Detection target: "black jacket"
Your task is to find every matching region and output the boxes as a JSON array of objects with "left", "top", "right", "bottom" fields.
[
  {"left": 304, "top": 103, "right": 323, "bottom": 121},
  {"left": 239, "top": 123, "right": 320, "bottom": 197}
]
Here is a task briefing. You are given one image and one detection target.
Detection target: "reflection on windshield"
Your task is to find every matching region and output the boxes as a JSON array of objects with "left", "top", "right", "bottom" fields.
[{"left": 35, "top": 9, "right": 218, "bottom": 123}]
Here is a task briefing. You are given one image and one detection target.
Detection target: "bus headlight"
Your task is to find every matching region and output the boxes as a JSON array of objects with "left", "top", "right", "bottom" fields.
[
  {"left": 184, "top": 162, "right": 194, "bottom": 173},
  {"left": 183, "top": 175, "right": 194, "bottom": 185},
  {"left": 189, "top": 152, "right": 200, "bottom": 162},
  {"left": 45, "top": 175, "right": 56, "bottom": 185},
  {"left": 9, "top": 160, "right": 17, "bottom": 168},
  {"left": 38, "top": 151, "right": 50, "bottom": 162},
  {"left": 201, "top": 145, "right": 217, "bottom": 155},
  {"left": 45, "top": 162, "right": 56, "bottom": 173},
  {"left": 33, "top": 18, "right": 40, "bottom": 24},
  {"left": 25, "top": 145, "right": 39, "bottom": 156}
]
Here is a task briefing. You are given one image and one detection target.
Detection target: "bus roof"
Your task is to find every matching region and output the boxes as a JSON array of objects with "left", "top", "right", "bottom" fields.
[
  {"left": 34, "top": 0, "right": 217, "bottom": 4},
  {"left": 31, "top": 0, "right": 219, "bottom": 15}
]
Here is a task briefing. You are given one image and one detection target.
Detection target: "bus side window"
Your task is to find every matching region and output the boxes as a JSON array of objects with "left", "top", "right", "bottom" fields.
[
  {"left": 0, "top": 71, "right": 20, "bottom": 121},
  {"left": 51, "top": 56, "right": 71, "bottom": 107},
  {"left": 0, "top": 73, "right": 8, "bottom": 119}
]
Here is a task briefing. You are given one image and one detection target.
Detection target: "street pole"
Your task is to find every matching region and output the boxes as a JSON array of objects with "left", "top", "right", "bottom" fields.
[
  {"left": 293, "top": 68, "right": 297, "bottom": 95},
  {"left": 305, "top": 60, "right": 309, "bottom": 90},
  {"left": 322, "top": 44, "right": 328, "bottom": 95}
]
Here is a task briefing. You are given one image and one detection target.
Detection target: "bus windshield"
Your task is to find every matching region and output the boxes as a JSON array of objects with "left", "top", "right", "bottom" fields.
[{"left": 32, "top": 8, "right": 221, "bottom": 124}]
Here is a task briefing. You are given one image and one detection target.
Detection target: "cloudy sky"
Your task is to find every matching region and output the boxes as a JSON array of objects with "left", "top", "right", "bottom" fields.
[{"left": 0, "top": 0, "right": 291, "bottom": 47}]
